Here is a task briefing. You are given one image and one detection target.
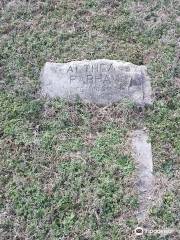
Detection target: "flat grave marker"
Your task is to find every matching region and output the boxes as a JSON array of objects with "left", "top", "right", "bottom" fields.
[{"left": 41, "top": 59, "right": 153, "bottom": 105}]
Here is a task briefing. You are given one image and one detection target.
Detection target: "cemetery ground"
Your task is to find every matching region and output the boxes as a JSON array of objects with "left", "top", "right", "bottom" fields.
[{"left": 0, "top": 1, "right": 179, "bottom": 239}]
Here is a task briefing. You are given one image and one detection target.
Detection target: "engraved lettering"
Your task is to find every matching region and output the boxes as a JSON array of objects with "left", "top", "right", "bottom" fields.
[
  {"left": 84, "top": 64, "right": 90, "bottom": 72},
  {"left": 104, "top": 74, "right": 111, "bottom": 83},
  {"left": 108, "top": 64, "right": 113, "bottom": 72},
  {"left": 86, "top": 75, "right": 93, "bottom": 83},
  {"left": 95, "top": 74, "right": 102, "bottom": 81},
  {"left": 100, "top": 63, "right": 106, "bottom": 72},
  {"left": 75, "top": 65, "right": 78, "bottom": 73},
  {"left": 67, "top": 65, "right": 73, "bottom": 73},
  {"left": 70, "top": 75, "right": 77, "bottom": 82},
  {"left": 92, "top": 64, "right": 99, "bottom": 73},
  {"left": 90, "top": 65, "right": 93, "bottom": 73}
]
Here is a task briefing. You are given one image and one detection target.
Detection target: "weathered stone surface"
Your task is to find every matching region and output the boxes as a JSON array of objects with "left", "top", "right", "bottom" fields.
[
  {"left": 131, "top": 129, "right": 154, "bottom": 223},
  {"left": 40, "top": 59, "right": 153, "bottom": 105}
]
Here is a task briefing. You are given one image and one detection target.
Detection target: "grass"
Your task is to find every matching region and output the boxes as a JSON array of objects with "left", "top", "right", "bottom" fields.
[{"left": 0, "top": 0, "right": 179, "bottom": 239}]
